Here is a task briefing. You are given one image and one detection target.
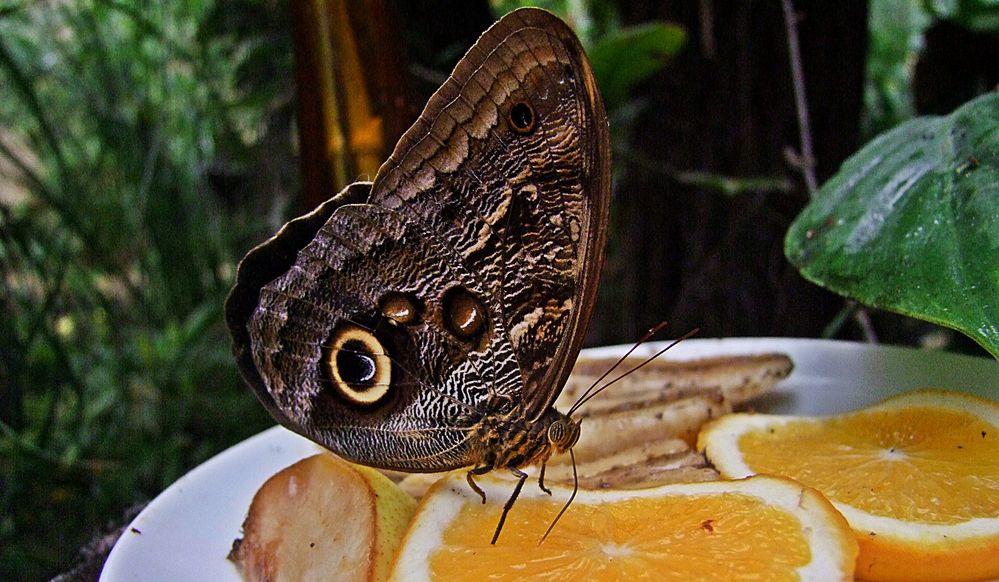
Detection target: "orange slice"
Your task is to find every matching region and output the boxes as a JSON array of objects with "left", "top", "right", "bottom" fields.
[
  {"left": 698, "top": 389, "right": 999, "bottom": 582},
  {"left": 389, "top": 472, "right": 857, "bottom": 581}
]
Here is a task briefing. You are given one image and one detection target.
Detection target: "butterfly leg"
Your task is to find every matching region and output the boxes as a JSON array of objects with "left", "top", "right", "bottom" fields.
[
  {"left": 466, "top": 465, "right": 492, "bottom": 504},
  {"left": 537, "top": 462, "right": 552, "bottom": 495},
  {"left": 491, "top": 467, "right": 529, "bottom": 545}
]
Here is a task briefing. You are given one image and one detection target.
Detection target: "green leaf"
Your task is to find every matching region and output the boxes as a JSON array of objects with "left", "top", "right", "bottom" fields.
[
  {"left": 930, "top": 0, "right": 999, "bottom": 32},
  {"left": 863, "top": 0, "right": 930, "bottom": 137},
  {"left": 588, "top": 22, "right": 685, "bottom": 110},
  {"left": 785, "top": 92, "right": 999, "bottom": 358}
]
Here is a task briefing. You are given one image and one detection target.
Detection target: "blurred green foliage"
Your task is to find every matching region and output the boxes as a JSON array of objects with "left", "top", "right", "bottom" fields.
[
  {"left": 863, "top": 0, "right": 999, "bottom": 138},
  {"left": 931, "top": 0, "right": 999, "bottom": 30},
  {"left": 0, "top": 0, "right": 293, "bottom": 578},
  {"left": 863, "top": 0, "right": 931, "bottom": 137}
]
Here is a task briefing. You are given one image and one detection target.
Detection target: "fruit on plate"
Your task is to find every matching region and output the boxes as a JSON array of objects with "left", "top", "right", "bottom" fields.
[
  {"left": 392, "top": 352, "right": 793, "bottom": 499},
  {"left": 698, "top": 389, "right": 999, "bottom": 582},
  {"left": 389, "top": 471, "right": 857, "bottom": 581},
  {"left": 227, "top": 352, "right": 796, "bottom": 580},
  {"left": 229, "top": 453, "right": 416, "bottom": 582}
]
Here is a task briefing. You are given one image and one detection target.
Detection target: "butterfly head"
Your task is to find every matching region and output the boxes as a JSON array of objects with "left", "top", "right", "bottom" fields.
[{"left": 546, "top": 416, "right": 581, "bottom": 454}]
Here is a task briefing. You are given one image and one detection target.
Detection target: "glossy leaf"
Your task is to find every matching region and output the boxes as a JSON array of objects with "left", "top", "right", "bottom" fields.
[
  {"left": 588, "top": 22, "right": 686, "bottom": 110},
  {"left": 785, "top": 92, "right": 999, "bottom": 358}
]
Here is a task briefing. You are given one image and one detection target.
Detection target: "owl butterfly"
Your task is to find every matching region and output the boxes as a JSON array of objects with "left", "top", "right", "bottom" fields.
[{"left": 225, "top": 7, "right": 610, "bottom": 543}]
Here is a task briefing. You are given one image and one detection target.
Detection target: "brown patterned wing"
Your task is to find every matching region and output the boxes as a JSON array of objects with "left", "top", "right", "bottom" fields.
[
  {"left": 225, "top": 8, "right": 609, "bottom": 471},
  {"left": 232, "top": 200, "right": 524, "bottom": 472},
  {"left": 369, "top": 8, "right": 611, "bottom": 421},
  {"left": 225, "top": 183, "right": 371, "bottom": 427}
]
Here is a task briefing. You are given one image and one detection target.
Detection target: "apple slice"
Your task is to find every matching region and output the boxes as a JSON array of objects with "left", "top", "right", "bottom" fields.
[{"left": 229, "top": 453, "right": 416, "bottom": 582}]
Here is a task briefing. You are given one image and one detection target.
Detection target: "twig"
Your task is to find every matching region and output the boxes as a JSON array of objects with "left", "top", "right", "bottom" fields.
[
  {"left": 698, "top": 0, "right": 716, "bottom": 59},
  {"left": 821, "top": 298, "right": 880, "bottom": 345},
  {"left": 780, "top": 0, "right": 818, "bottom": 196},
  {"left": 852, "top": 306, "right": 879, "bottom": 343},
  {"left": 781, "top": 1, "right": 879, "bottom": 344},
  {"left": 821, "top": 301, "right": 855, "bottom": 340}
]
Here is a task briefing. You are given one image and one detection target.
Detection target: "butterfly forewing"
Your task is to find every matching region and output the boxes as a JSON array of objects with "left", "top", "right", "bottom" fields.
[{"left": 369, "top": 9, "right": 610, "bottom": 421}]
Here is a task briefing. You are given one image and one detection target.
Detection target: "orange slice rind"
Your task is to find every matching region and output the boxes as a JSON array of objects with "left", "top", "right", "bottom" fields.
[{"left": 698, "top": 389, "right": 999, "bottom": 582}]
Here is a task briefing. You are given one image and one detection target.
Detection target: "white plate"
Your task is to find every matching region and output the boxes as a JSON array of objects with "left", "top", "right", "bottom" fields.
[{"left": 101, "top": 338, "right": 999, "bottom": 581}]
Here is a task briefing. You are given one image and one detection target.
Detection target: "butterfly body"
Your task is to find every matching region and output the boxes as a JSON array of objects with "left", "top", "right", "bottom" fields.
[
  {"left": 464, "top": 405, "right": 580, "bottom": 472},
  {"left": 225, "top": 8, "right": 609, "bottom": 539}
]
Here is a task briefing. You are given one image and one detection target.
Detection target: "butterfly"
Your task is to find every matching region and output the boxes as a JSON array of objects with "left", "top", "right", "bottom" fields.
[{"left": 225, "top": 7, "right": 610, "bottom": 543}]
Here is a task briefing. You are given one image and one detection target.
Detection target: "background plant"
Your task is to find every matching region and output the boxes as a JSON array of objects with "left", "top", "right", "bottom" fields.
[
  {"left": 0, "top": 1, "right": 293, "bottom": 578},
  {"left": 799, "top": 0, "right": 999, "bottom": 354},
  {"left": 787, "top": 92, "right": 999, "bottom": 359}
]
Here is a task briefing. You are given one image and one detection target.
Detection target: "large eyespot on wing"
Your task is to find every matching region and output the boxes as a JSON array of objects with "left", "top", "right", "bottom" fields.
[
  {"left": 224, "top": 182, "right": 371, "bottom": 423},
  {"left": 324, "top": 323, "right": 393, "bottom": 407},
  {"left": 368, "top": 7, "right": 611, "bottom": 421}
]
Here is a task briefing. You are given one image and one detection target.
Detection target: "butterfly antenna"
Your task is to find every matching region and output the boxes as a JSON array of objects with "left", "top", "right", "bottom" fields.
[
  {"left": 540, "top": 447, "right": 578, "bottom": 544},
  {"left": 570, "top": 327, "right": 699, "bottom": 414},
  {"left": 567, "top": 321, "right": 671, "bottom": 417}
]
